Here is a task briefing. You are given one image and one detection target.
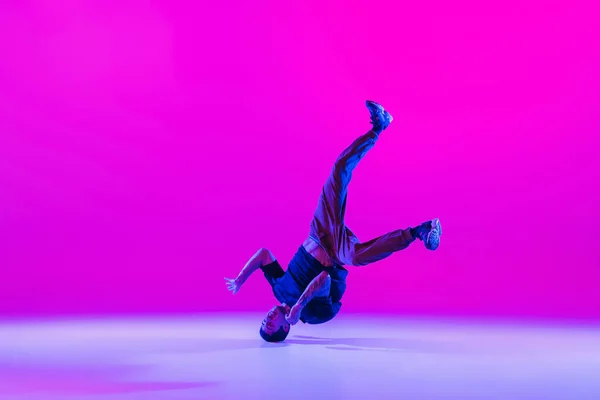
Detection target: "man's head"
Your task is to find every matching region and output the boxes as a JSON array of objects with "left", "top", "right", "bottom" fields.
[{"left": 259, "top": 304, "right": 291, "bottom": 342}]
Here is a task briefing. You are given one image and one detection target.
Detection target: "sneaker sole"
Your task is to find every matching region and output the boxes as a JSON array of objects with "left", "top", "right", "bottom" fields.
[
  {"left": 433, "top": 218, "right": 442, "bottom": 235},
  {"left": 426, "top": 218, "right": 442, "bottom": 251}
]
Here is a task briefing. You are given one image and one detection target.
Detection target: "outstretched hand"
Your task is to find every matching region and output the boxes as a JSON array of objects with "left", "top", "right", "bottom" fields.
[
  {"left": 224, "top": 277, "right": 240, "bottom": 295},
  {"left": 285, "top": 304, "right": 302, "bottom": 326}
]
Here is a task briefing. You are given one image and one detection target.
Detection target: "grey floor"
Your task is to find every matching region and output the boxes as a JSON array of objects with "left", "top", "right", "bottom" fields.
[{"left": 0, "top": 314, "right": 599, "bottom": 400}]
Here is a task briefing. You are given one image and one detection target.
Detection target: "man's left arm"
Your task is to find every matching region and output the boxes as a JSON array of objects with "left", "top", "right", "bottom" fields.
[{"left": 285, "top": 271, "right": 331, "bottom": 325}]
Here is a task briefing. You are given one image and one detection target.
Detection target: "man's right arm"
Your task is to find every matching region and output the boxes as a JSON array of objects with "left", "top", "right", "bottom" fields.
[
  {"left": 225, "top": 248, "right": 275, "bottom": 294},
  {"left": 236, "top": 247, "right": 275, "bottom": 285}
]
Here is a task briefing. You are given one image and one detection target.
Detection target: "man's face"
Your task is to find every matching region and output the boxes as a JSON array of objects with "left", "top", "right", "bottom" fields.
[{"left": 261, "top": 305, "right": 291, "bottom": 335}]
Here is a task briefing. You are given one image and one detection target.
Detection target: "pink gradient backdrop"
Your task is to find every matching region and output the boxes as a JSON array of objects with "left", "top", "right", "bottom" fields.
[{"left": 1, "top": 1, "right": 599, "bottom": 319}]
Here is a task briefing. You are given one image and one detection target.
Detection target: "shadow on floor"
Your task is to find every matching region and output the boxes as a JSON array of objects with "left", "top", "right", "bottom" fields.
[{"left": 285, "top": 335, "right": 466, "bottom": 353}]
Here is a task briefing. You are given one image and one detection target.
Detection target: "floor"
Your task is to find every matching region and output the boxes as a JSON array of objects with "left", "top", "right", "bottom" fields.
[{"left": 0, "top": 314, "right": 599, "bottom": 400}]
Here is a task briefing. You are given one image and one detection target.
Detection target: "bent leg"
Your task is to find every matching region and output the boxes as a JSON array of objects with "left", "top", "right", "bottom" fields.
[
  {"left": 339, "top": 219, "right": 441, "bottom": 266},
  {"left": 339, "top": 227, "right": 417, "bottom": 266}
]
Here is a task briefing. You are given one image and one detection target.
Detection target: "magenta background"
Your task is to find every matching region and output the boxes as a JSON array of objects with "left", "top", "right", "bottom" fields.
[{"left": 1, "top": 1, "right": 599, "bottom": 319}]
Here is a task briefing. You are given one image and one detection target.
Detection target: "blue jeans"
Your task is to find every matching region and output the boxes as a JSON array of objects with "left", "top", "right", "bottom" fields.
[{"left": 309, "top": 130, "right": 416, "bottom": 266}]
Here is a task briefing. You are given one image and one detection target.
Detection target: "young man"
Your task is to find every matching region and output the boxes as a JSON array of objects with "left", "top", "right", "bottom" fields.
[{"left": 224, "top": 101, "right": 442, "bottom": 342}]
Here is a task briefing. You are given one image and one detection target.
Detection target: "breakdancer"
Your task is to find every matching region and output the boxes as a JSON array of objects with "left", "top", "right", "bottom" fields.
[{"left": 225, "top": 101, "right": 442, "bottom": 342}]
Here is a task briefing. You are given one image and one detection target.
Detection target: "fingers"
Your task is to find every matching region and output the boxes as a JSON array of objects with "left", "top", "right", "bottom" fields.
[
  {"left": 285, "top": 311, "right": 299, "bottom": 325},
  {"left": 224, "top": 277, "right": 238, "bottom": 294}
]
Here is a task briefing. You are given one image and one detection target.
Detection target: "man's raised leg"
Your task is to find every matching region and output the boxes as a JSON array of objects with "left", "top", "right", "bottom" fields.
[{"left": 309, "top": 101, "right": 393, "bottom": 263}]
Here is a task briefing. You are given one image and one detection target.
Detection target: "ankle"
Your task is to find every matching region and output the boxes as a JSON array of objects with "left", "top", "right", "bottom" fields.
[
  {"left": 409, "top": 227, "right": 421, "bottom": 241},
  {"left": 411, "top": 221, "right": 433, "bottom": 241}
]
